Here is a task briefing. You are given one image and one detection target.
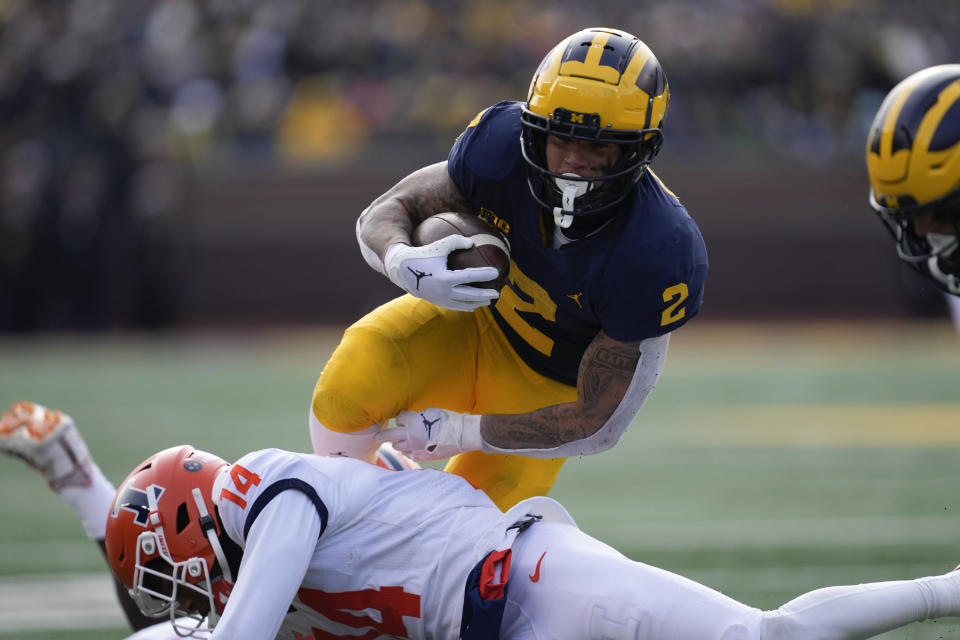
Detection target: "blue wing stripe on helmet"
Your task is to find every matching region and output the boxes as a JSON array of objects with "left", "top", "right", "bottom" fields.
[
  {"left": 598, "top": 36, "right": 629, "bottom": 73},
  {"left": 869, "top": 95, "right": 897, "bottom": 155},
  {"left": 242, "top": 478, "right": 329, "bottom": 541},
  {"left": 634, "top": 53, "right": 666, "bottom": 97},
  {"left": 868, "top": 123, "right": 884, "bottom": 155},
  {"left": 562, "top": 40, "right": 589, "bottom": 64},
  {"left": 598, "top": 47, "right": 622, "bottom": 73},
  {"left": 894, "top": 75, "right": 960, "bottom": 153},
  {"left": 932, "top": 98, "right": 960, "bottom": 152}
]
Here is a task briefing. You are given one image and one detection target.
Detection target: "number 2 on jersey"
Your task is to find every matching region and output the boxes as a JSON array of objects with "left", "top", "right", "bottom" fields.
[
  {"left": 660, "top": 283, "right": 688, "bottom": 326},
  {"left": 499, "top": 263, "right": 691, "bottom": 341},
  {"left": 495, "top": 261, "right": 557, "bottom": 356}
]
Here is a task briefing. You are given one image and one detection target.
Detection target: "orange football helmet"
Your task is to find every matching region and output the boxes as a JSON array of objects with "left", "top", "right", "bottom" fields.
[{"left": 104, "top": 445, "right": 234, "bottom": 637}]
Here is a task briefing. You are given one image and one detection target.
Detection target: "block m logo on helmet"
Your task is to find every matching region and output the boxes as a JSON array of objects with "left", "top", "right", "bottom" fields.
[{"left": 552, "top": 108, "right": 600, "bottom": 130}]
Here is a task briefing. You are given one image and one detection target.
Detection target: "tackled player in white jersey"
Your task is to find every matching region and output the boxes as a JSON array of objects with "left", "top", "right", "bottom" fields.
[{"left": 6, "top": 401, "right": 960, "bottom": 640}]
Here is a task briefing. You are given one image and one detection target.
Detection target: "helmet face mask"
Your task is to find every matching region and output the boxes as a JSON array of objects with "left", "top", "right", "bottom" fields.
[
  {"left": 874, "top": 195, "right": 960, "bottom": 294},
  {"left": 105, "top": 446, "right": 235, "bottom": 638},
  {"left": 520, "top": 27, "right": 670, "bottom": 229},
  {"left": 133, "top": 530, "right": 218, "bottom": 637},
  {"left": 520, "top": 111, "right": 663, "bottom": 218},
  {"left": 866, "top": 64, "right": 960, "bottom": 295}
]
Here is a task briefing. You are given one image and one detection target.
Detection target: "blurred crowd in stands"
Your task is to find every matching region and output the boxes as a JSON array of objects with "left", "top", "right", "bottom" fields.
[{"left": 1, "top": 0, "right": 959, "bottom": 330}]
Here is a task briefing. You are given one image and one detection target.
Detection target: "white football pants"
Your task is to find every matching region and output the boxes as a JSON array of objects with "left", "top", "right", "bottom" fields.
[{"left": 501, "top": 521, "right": 960, "bottom": 640}]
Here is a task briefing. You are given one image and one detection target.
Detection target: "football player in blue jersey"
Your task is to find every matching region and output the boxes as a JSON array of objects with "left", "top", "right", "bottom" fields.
[
  {"left": 310, "top": 27, "right": 709, "bottom": 510},
  {"left": 866, "top": 64, "right": 960, "bottom": 324}
]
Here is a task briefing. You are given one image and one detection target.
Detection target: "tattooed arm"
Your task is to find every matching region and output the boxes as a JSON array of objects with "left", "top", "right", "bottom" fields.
[
  {"left": 377, "top": 332, "right": 670, "bottom": 459},
  {"left": 357, "top": 162, "right": 475, "bottom": 263},
  {"left": 356, "top": 162, "right": 499, "bottom": 311},
  {"left": 481, "top": 332, "right": 670, "bottom": 455}
]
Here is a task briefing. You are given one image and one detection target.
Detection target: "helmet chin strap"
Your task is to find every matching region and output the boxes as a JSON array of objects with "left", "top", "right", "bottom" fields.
[
  {"left": 192, "top": 488, "right": 233, "bottom": 584},
  {"left": 192, "top": 487, "right": 233, "bottom": 628},
  {"left": 552, "top": 174, "right": 590, "bottom": 229}
]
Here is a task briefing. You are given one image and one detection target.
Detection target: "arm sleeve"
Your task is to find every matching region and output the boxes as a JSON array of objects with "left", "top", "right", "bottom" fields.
[
  {"left": 210, "top": 490, "right": 323, "bottom": 640},
  {"left": 480, "top": 333, "right": 670, "bottom": 458},
  {"left": 356, "top": 206, "right": 388, "bottom": 275}
]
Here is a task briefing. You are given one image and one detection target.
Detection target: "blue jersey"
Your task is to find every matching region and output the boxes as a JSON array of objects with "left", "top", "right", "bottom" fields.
[{"left": 448, "top": 101, "right": 708, "bottom": 385}]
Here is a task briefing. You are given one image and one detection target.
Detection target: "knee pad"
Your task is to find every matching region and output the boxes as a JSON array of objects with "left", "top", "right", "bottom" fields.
[{"left": 312, "top": 324, "right": 409, "bottom": 433}]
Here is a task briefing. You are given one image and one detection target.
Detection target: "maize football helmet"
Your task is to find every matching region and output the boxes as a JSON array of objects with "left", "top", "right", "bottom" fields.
[
  {"left": 866, "top": 64, "right": 960, "bottom": 295},
  {"left": 104, "top": 445, "right": 236, "bottom": 637},
  {"left": 521, "top": 27, "right": 670, "bottom": 228}
]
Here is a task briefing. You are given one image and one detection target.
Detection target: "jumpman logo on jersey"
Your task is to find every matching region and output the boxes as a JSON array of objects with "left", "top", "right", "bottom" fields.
[
  {"left": 567, "top": 292, "right": 584, "bottom": 309},
  {"left": 407, "top": 266, "right": 431, "bottom": 290},
  {"left": 420, "top": 413, "right": 441, "bottom": 438}
]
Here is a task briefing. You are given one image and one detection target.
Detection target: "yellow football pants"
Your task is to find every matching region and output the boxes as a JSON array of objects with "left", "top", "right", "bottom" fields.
[{"left": 312, "top": 294, "right": 578, "bottom": 510}]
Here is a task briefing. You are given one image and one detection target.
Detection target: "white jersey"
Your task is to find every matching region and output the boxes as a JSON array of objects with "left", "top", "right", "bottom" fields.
[
  {"left": 121, "top": 447, "right": 960, "bottom": 640},
  {"left": 209, "top": 448, "right": 512, "bottom": 640}
]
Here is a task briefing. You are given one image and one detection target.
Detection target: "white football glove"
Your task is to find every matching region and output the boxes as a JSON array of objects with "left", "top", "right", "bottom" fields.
[
  {"left": 374, "top": 409, "right": 483, "bottom": 461},
  {"left": 383, "top": 237, "right": 500, "bottom": 311}
]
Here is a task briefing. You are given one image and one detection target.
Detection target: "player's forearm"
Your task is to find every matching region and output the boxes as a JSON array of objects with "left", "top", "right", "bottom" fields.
[
  {"left": 380, "top": 335, "right": 667, "bottom": 460},
  {"left": 481, "top": 332, "right": 644, "bottom": 451},
  {"left": 358, "top": 162, "right": 473, "bottom": 261},
  {"left": 358, "top": 198, "right": 417, "bottom": 261},
  {"left": 480, "top": 404, "right": 609, "bottom": 449}
]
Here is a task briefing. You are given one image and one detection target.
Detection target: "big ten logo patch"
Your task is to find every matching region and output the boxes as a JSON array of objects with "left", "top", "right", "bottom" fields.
[{"left": 479, "top": 208, "right": 510, "bottom": 236}]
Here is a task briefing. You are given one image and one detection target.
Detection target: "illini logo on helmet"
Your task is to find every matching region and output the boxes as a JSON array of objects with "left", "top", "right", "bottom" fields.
[{"left": 111, "top": 481, "right": 165, "bottom": 527}]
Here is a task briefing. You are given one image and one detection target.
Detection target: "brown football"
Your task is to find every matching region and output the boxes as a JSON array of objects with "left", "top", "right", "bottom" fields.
[{"left": 411, "top": 212, "right": 510, "bottom": 291}]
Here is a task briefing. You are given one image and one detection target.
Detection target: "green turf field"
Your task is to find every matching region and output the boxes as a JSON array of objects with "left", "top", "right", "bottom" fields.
[{"left": 1, "top": 320, "right": 959, "bottom": 639}]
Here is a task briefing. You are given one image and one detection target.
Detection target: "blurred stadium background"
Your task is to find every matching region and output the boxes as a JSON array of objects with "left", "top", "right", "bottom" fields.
[{"left": 2, "top": 0, "right": 960, "bottom": 638}]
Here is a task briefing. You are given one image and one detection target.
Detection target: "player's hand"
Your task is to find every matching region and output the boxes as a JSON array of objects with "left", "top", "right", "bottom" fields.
[
  {"left": 383, "top": 238, "right": 500, "bottom": 311},
  {"left": 375, "top": 409, "right": 483, "bottom": 461},
  {"left": 0, "top": 401, "right": 93, "bottom": 490}
]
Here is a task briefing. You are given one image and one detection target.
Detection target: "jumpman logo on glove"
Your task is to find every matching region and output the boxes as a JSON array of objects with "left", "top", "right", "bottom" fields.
[
  {"left": 420, "top": 413, "right": 440, "bottom": 438},
  {"left": 406, "top": 266, "right": 431, "bottom": 290},
  {"left": 375, "top": 409, "right": 484, "bottom": 461}
]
